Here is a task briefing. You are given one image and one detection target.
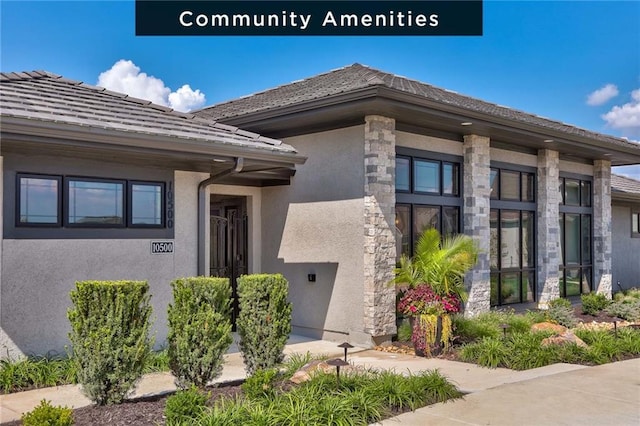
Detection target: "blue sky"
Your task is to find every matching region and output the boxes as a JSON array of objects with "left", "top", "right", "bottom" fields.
[{"left": 1, "top": 0, "right": 639, "bottom": 177}]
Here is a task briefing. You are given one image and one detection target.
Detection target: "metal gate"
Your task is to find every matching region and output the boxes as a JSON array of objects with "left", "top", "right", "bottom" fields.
[{"left": 210, "top": 199, "right": 247, "bottom": 328}]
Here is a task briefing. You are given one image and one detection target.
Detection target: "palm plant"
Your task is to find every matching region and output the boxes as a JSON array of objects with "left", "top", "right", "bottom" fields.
[{"left": 393, "top": 228, "right": 479, "bottom": 301}]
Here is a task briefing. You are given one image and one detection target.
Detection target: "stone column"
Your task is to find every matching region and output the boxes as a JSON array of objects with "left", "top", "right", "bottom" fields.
[
  {"left": 363, "top": 115, "right": 397, "bottom": 343},
  {"left": 593, "top": 160, "right": 612, "bottom": 297},
  {"left": 462, "top": 135, "right": 491, "bottom": 316},
  {"left": 536, "top": 149, "right": 561, "bottom": 308}
]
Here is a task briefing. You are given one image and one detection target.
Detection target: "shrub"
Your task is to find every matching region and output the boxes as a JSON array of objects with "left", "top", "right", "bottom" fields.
[
  {"left": 67, "top": 280, "right": 152, "bottom": 405},
  {"left": 242, "top": 368, "right": 280, "bottom": 399},
  {"left": 165, "top": 386, "right": 209, "bottom": 424},
  {"left": 397, "top": 320, "right": 412, "bottom": 342},
  {"left": 0, "top": 355, "right": 77, "bottom": 394},
  {"left": 605, "top": 299, "right": 640, "bottom": 321},
  {"left": 21, "top": 399, "right": 73, "bottom": 426},
  {"left": 547, "top": 298, "right": 578, "bottom": 328},
  {"left": 581, "top": 293, "right": 610, "bottom": 316},
  {"left": 459, "top": 337, "right": 509, "bottom": 368},
  {"left": 237, "top": 274, "right": 292, "bottom": 374},
  {"left": 167, "top": 277, "right": 233, "bottom": 388}
]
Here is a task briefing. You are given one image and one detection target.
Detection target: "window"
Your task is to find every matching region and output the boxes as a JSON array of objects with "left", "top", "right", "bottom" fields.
[
  {"left": 129, "top": 182, "right": 164, "bottom": 226},
  {"left": 559, "top": 176, "right": 593, "bottom": 296},
  {"left": 394, "top": 149, "right": 462, "bottom": 261},
  {"left": 17, "top": 174, "right": 61, "bottom": 226},
  {"left": 67, "top": 178, "right": 124, "bottom": 226},
  {"left": 16, "top": 173, "right": 165, "bottom": 229},
  {"left": 489, "top": 166, "right": 536, "bottom": 306},
  {"left": 633, "top": 211, "right": 640, "bottom": 236}
]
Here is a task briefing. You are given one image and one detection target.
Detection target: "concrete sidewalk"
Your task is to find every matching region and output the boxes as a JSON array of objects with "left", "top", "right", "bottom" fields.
[{"left": 2, "top": 339, "right": 639, "bottom": 425}]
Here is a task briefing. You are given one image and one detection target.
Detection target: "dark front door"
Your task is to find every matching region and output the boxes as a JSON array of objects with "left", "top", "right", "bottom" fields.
[{"left": 210, "top": 196, "right": 248, "bottom": 328}]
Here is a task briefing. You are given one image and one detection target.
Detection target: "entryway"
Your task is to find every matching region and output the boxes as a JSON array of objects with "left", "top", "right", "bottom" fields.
[{"left": 210, "top": 195, "right": 248, "bottom": 329}]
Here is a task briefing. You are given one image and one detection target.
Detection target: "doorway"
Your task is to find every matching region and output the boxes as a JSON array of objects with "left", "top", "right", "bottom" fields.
[{"left": 210, "top": 196, "right": 248, "bottom": 329}]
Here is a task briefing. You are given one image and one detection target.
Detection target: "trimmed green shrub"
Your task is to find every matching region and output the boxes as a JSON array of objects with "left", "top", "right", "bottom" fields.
[
  {"left": 547, "top": 298, "right": 578, "bottom": 328},
  {"left": 67, "top": 280, "right": 152, "bottom": 405},
  {"left": 165, "top": 386, "right": 209, "bottom": 424},
  {"left": 237, "top": 274, "right": 292, "bottom": 374},
  {"left": 605, "top": 298, "right": 640, "bottom": 321},
  {"left": 242, "top": 368, "right": 280, "bottom": 399},
  {"left": 581, "top": 292, "right": 610, "bottom": 316},
  {"left": 167, "top": 277, "right": 233, "bottom": 388},
  {"left": 21, "top": 399, "right": 73, "bottom": 426}
]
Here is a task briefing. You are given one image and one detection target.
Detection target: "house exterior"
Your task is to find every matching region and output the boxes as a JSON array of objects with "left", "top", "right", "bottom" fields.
[
  {"left": 611, "top": 174, "right": 640, "bottom": 291},
  {"left": 2, "top": 64, "right": 640, "bottom": 358}
]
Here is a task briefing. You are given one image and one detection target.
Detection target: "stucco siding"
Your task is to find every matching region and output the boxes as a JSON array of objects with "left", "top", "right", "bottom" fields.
[
  {"left": 611, "top": 203, "right": 640, "bottom": 290},
  {"left": 0, "top": 168, "right": 203, "bottom": 358},
  {"left": 560, "top": 160, "right": 594, "bottom": 176},
  {"left": 261, "top": 126, "right": 367, "bottom": 344},
  {"left": 396, "top": 131, "right": 463, "bottom": 156}
]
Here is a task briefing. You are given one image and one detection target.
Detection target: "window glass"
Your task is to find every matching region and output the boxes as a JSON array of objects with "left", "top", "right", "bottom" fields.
[
  {"left": 19, "top": 176, "right": 59, "bottom": 224},
  {"left": 490, "top": 209, "right": 498, "bottom": 270},
  {"left": 413, "top": 205, "right": 440, "bottom": 243},
  {"left": 522, "top": 211, "right": 534, "bottom": 267},
  {"left": 442, "top": 163, "right": 459, "bottom": 195},
  {"left": 501, "top": 272, "right": 520, "bottom": 304},
  {"left": 522, "top": 173, "right": 535, "bottom": 202},
  {"left": 131, "top": 183, "right": 163, "bottom": 225},
  {"left": 395, "top": 157, "right": 410, "bottom": 191},
  {"left": 500, "top": 171, "right": 520, "bottom": 200},
  {"left": 442, "top": 206, "right": 459, "bottom": 237},
  {"left": 68, "top": 179, "right": 124, "bottom": 225},
  {"left": 565, "top": 268, "right": 581, "bottom": 297},
  {"left": 559, "top": 180, "right": 565, "bottom": 205},
  {"left": 581, "top": 181, "right": 591, "bottom": 207},
  {"left": 523, "top": 271, "right": 535, "bottom": 302},
  {"left": 500, "top": 210, "right": 520, "bottom": 269},
  {"left": 633, "top": 213, "right": 639, "bottom": 234},
  {"left": 490, "top": 169, "right": 499, "bottom": 199},
  {"left": 564, "top": 214, "right": 580, "bottom": 264},
  {"left": 581, "top": 215, "right": 591, "bottom": 265},
  {"left": 581, "top": 268, "right": 592, "bottom": 294},
  {"left": 395, "top": 205, "right": 411, "bottom": 261},
  {"left": 490, "top": 274, "right": 499, "bottom": 306},
  {"left": 559, "top": 215, "right": 565, "bottom": 265},
  {"left": 565, "top": 179, "right": 580, "bottom": 206},
  {"left": 414, "top": 160, "right": 439, "bottom": 193}
]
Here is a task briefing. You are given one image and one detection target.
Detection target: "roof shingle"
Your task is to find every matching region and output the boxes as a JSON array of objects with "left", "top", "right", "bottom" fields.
[
  {"left": 612, "top": 174, "right": 640, "bottom": 196},
  {"left": 0, "top": 71, "right": 296, "bottom": 155}
]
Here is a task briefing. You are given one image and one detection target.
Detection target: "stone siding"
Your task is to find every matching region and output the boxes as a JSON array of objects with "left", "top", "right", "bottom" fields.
[
  {"left": 462, "top": 135, "right": 491, "bottom": 315},
  {"left": 537, "top": 149, "right": 561, "bottom": 308},
  {"left": 593, "top": 160, "right": 612, "bottom": 297},
  {"left": 363, "top": 115, "right": 397, "bottom": 341}
]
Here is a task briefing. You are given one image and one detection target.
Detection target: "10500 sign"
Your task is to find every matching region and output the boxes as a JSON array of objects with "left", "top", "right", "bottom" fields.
[{"left": 151, "top": 241, "right": 174, "bottom": 254}]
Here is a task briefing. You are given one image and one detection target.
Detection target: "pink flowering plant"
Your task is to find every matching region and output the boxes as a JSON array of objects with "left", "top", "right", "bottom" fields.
[{"left": 397, "top": 284, "right": 462, "bottom": 317}]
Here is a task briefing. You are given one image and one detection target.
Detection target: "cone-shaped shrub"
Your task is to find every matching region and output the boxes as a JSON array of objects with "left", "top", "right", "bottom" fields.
[
  {"left": 68, "top": 280, "right": 152, "bottom": 405},
  {"left": 237, "top": 274, "right": 292, "bottom": 374},
  {"left": 167, "top": 276, "right": 233, "bottom": 388}
]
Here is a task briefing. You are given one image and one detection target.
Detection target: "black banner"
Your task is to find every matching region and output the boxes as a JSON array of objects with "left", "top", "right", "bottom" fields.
[{"left": 135, "top": 1, "right": 483, "bottom": 36}]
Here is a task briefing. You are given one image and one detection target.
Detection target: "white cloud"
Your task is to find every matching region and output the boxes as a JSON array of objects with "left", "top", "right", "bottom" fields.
[
  {"left": 586, "top": 83, "right": 619, "bottom": 106},
  {"left": 602, "top": 88, "right": 640, "bottom": 137},
  {"left": 97, "top": 60, "right": 206, "bottom": 112},
  {"left": 613, "top": 165, "right": 640, "bottom": 181}
]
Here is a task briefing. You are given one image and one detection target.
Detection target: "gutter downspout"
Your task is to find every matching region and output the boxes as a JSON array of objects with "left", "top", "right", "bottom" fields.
[{"left": 197, "top": 158, "right": 244, "bottom": 275}]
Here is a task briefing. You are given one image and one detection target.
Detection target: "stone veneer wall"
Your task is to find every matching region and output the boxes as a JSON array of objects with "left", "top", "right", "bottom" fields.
[
  {"left": 593, "top": 159, "right": 612, "bottom": 297},
  {"left": 363, "top": 115, "right": 397, "bottom": 342},
  {"left": 462, "top": 135, "right": 491, "bottom": 315},
  {"left": 536, "top": 149, "right": 561, "bottom": 308}
]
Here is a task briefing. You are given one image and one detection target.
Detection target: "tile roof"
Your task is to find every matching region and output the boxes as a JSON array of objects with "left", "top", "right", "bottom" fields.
[
  {"left": 612, "top": 174, "right": 640, "bottom": 196},
  {"left": 196, "top": 63, "right": 639, "bottom": 151},
  {"left": 0, "top": 71, "right": 297, "bottom": 155}
]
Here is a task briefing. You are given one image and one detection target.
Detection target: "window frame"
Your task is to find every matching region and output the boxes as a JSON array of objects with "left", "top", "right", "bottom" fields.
[
  {"left": 15, "top": 173, "right": 62, "bottom": 227},
  {"left": 65, "top": 176, "right": 126, "bottom": 228},
  {"left": 127, "top": 181, "right": 166, "bottom": 228}
]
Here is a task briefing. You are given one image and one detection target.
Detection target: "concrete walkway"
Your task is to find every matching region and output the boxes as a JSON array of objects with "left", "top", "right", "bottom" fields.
[{"left": 1, "top": 338, "right": 639, "bottom": 425}]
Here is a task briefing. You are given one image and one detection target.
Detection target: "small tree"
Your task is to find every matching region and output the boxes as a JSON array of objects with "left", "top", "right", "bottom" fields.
[
  {"left": 167, "top": 277, "right": 233, "bottom": 388},
  {"left": 236, "top": 274, "right": 292, "bottom": 374},
  {"left": 68, "top": 280, "right": 152, "bottom": 405}
]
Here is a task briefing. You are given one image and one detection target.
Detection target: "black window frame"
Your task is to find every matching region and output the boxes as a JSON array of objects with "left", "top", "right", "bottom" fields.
[
  {"left": 395, "top": 148, "right": 463, "bottom": 259},
  {"left": 489, "top": 162, "right": 537, "bottom": 307},
  {"left": 65, "top": 176, "right": 126, "bottom": 228},
  {"left": 15, "top": 173, "right": 62, "bottom": 227},
  {"left": 559, "top": 174, "right": 593, "bottom": 297},
  {"left": 127, "top": 181, "right": 166, "bottom": 228}
]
